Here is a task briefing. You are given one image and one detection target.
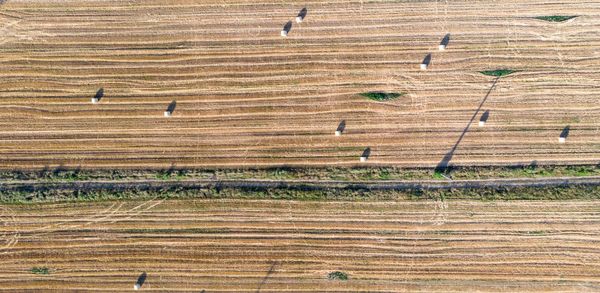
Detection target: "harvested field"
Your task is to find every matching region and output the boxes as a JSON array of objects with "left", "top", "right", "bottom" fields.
[
  {"left": 1, "top": 199, "right": 600, "bottom": 291},
  {"left": 0, "top": 0, "right": 600, "bottom": 169}
]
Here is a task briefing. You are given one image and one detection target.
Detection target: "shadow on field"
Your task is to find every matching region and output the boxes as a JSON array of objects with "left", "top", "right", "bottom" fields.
[
  {"left": 480, "top": 110, "right": 490, "bottom": 123},
  {"left": 167, "top": 100, "right": 177, "bottom": 113},
  {"left": 298, "top": 7, "right": 307, "bottom": 19},
  {"left": 337, "top": 120, "right": 346, "bottom": 133},
  {"left": 441, "top": 33, "right": 451, "bottom": 47},
  {"left": 94, "top": 88, "right": 104, "bottom": 102},
  {"left": 422, "top": 53, "right": 432, "bottom": 66},
  {"left": 435, "top": 76, "right": 500, "bottom": 173},
  {"left": 361, "top": 147, "right": 371, "bottom": 159},
  {"left": 560, "top": 125, "right": 570, "bottom": 139},
  {"left": 256, "top": 261, "right": 279, "bottom": 293},
  {"left": 283, "top": 21, "right": 292, "bottom": 34},
  {"left": 136, "top": 272, "right": 147, "bottom": 289},
  {"left": 529, "top": 160, "right": 538, "bottom": 169}
]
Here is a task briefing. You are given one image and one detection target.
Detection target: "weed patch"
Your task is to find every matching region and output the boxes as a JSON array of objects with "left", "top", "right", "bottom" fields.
[
  {"left": 360, "top": 92, "right": 404, "bottom": 101},
  {"left": 30, "top": 267, "right": 49, "bottom": 275},
  {"left": 328, "top": 271, "right": 348, "bottom": 281},
  {"left": 480, "top": 69, "right": 516, "bottom": 77},
  {"left": 535, "top": 16, "right": 577, "bottom": 22}
]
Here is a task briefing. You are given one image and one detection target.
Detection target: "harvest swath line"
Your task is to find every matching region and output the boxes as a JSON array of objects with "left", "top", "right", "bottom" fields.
[
  {"left": 0, "top": 0, "right": 598, "bottom": 169},
  {"left": 1, "top": 199, "right": 600, "bottom": 291}
]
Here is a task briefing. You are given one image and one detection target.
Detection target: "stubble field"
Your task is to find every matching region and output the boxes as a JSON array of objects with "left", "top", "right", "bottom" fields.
[
  {"left": 0, "top": 0, "right": 599, "bottom": 169},
  {"left": 1, "top": 199, "right": 600, "bottom": 291}
]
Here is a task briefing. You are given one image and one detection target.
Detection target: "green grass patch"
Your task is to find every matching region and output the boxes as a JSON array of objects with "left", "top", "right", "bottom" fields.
[
  {"left": 564, "top": 166, "right": 595, "bottom": 177},
  {"left": 433, "top": 171, "right": 447, "bottom": 180},
  {"left": 30, "top": 267, "right": 49, "bottom": 275},
  {"left": 267, "top": 169, "right": 294, "bottom": 180},
  {"left": 360, "top": 92, "right": 404, "bottom": 101},
  {"left": 155, "top": 169, "right": 188, "bottom": 180},
  {"left": 155, "top": 172, "right": 171, "bottom": 180},
  {"left": 378, "top": 169, "right": 391, "bottom": 180},
  {"left": 328, "top": 271, "right": 349, "bottom": 281},
  {"left": 480, "top": 69, "right": 516, "bottom": 77},
  {"left": 523, "top": 165, "right": 551, "bottom": 177},
  {"left": 535, "top": 16, "right": 577, "bottom": 22}
]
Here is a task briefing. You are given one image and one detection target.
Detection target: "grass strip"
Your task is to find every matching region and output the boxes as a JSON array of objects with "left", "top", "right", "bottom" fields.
[
  {"left": 2, "top": 183, "right": 600, "bottom": 204},
  {"left": 2, "top": 165, "right": 598, "bottom": 182}
]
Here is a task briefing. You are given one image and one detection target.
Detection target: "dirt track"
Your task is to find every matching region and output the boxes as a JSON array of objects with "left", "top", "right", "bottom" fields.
[
  {"left": 0, "top": 0, "right": 599, "bottom": 169},
  {"left": 0, "top": 199, "right": 599, "bottom": 291}
]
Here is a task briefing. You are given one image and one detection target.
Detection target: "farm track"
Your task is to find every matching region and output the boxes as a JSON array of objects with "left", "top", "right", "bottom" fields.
[
  {"left": 1, "top": 199, "right": 600, "bottom": 291},
  {"left": 0, "top": 0, "right": 599, "bottom": 169},
  {"left": 4, "top": 176, "right": 600, "bottom": 193}
]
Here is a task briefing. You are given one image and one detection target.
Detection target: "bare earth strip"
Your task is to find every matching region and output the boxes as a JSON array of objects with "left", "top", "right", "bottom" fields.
[
  {"left": 0, "top": 0, "right": 599, "bottom": 169},
  {"left": 0, "top": 199, "right": 599, "bottom": 291}
]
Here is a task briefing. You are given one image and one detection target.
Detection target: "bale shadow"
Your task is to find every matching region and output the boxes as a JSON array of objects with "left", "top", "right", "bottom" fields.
[
  {"left": 136, "top": 272, "right": 147, "bottom": 289},
  {"left": 560, "top": 125, "right": 570, "bottom": 139},
  {"left": 167, "top": 100, "right": 177, "bottom": 113},
  {"left": 337, "top": 120, "right": 346, "bottom": 133},
  {"left": 480, "top": 110, "right": 490, "bottom": 123},
  {"left": 361, "top": 147, "right": 371, "bottom": 159},
  {"left": 298, "top": 7, "right": 307, "bottom": 19},
  {"left": 94, "top": 88, "right": 104, "bottom": 102},
  {"left": 422, "top": 53, "right": 432, "bottom": 66},
  {"left": 283, "top": 21, "right": 292, "bottom": 33},
  {"left": 441, "top": 33, "right": 451, "bottom": 47}
]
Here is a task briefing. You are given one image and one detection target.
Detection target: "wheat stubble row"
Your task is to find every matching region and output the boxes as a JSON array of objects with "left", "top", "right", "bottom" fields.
[
  {"left": 0, "top": 199, "right": 599, "bottom": 291},
  {"left": 0, "top": 0, "right": 599, "bottom": 168}
]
